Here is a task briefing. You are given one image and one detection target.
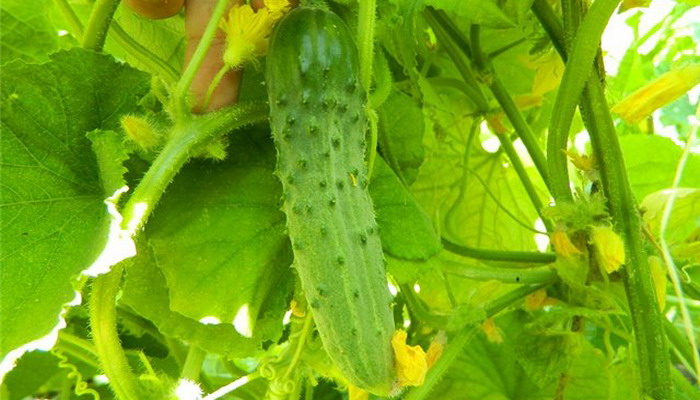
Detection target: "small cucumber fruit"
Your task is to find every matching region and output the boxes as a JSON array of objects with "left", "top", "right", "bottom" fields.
[{"left": 266, "top": 7, "right": 396, "bottom": 396}]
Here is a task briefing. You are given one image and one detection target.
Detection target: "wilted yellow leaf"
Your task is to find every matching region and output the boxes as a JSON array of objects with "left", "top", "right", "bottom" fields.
[
  {"left": 611, "top": 64, "right": 700, "bottom": 124},
  {"left": 649, "top": 256, "right": 667, "bottom": 310}
]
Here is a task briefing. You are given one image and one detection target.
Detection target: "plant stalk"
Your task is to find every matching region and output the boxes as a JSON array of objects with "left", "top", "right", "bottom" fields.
[
  {"left": 90, "top": 264, "right": 142, "bottom": 400},
  {"left": 120, "top": 102, "right": 268, "bottom": 235},
  {"left": 532, "top": 1, "right": 673, "bottom": 397},
  {"left": 82, "top": 0, "right": 120, "bottom": 51}
]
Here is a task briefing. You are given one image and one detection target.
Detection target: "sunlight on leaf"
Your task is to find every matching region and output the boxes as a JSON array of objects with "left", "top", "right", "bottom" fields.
[
  {"left": 83, "top": 186, "right": 136, "bottom": 277},
  {"left": 233, "top": 304, "right": 253, "bottom": 338}
]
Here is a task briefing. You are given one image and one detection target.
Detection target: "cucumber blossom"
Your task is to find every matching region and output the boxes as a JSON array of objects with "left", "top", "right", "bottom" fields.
[{"left": 266, "top": 7, "right": 396, "bottom": 396}]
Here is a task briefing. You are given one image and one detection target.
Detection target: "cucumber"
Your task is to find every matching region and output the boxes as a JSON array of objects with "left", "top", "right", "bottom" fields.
[{"left": 266, "top": 7, "right": 396, "bottom": 396}]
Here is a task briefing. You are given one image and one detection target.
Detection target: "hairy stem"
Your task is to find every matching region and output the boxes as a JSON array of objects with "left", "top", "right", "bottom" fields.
[
  {"left": 120, "top": 102, "right": 268, "bottom": 235},
  {"left": 357, "top": 0, "right": 377, "bottom": 93},
  {"left": 533, "top": 1, "right": 673, "bottom": 397},
  {"left": 82, "top": 0, "right": 120, "bottom": 51},
  {"left": 90, "top": 264, "right": 142, "bottom": 400},
  {"left": 546, "top": 0, "right": 619, "bottom": 202}
]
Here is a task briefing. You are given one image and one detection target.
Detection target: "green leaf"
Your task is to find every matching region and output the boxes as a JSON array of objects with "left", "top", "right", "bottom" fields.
[
  {"left": 1, "top": 351, "right": 62, "bottom": 400},
  {"left": 424, "top": 0, "right": 514, "bottom": 28},
  {"left": 429, "top": 314, "right": 550, "bottom": 399},
  {"left": 412, "top": 119, "right": 544, "bottom": 252},
  {"left": 620, "top": 135, "right": 700, "bottom": 200},
  {"left": 378, "top": 91, "right": 426, "bottom": 184},
  {"left": 514, "top": 313, "right": 582, "bottom": 387},
  {"left": 121, "top": 244, "right": 276, "bottom": 357},
  {"left": 0, "top": 49, "right": 149, "bottom": 360},
  {"left": 429, "top": 313, "right": 636, "bottom": 399},
  {"left": 371, "top": 158, "right": 442, "bottom": 260},
  {"left": 641, "top": 188, "right": 700, "bottom": 244},
  {"left": 108, "top": 7, "right": 186, "bottom": 76},
  {"left": 0, "top": 0, "right": 71, "bottom": 63},
  {"left": 87, "top": 130, "right": 130, "bottom": 196},
  {"left": 145, "top": 130, "right": 294, "bottom": 332}
]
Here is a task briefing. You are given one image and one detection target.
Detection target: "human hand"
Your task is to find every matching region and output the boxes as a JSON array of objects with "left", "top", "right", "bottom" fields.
[{"left": 123, "top": 0, "right": 271, "bottom": 112}]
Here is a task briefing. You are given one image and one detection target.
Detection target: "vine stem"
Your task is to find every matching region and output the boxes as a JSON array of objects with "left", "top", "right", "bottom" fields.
[
  {"left": 423, "top": 8, "right": 489, "bottom": 112},
  {"left": 90, "top": 263, "right": 142, "bottom": 400},
  {"left": 427, "top": 12, "right": 552, "bottom": 227},
  {"left": 202, "top": 372, "right": 261, "bottom": 400},
  {"left": 120, "top": 102, "right": 268, "bottom": 235},
  {"left": 282, "top": 313, "right": 313, "bottom": 381},
  {"left": 173, "top": 0, "right": 230, "bottom": 118},
  {"left": 469, "top": 25, "right": 551, "bottom": 193},
  {"left": 546, "top": 0, "right": 620, "bottom": 202},
  {"left": 82, "top": 0, "right": 120, "bottom": 51},
  {"left": 203, "top": 65, "right": 231, "bottom": 111},
  {"left": 52, "top": 0, "right": 85, "bottom": 39},
  {"left": 180, "top": 346, "right": 206, "bottom": 381},
  {"left": 357, "top": 0, "right": 380, "bottom": 180},
  {"left": 357, "top": 0, "right": 376, "bottom": 93},
  {"left": 442, "top": 238, "right": 556, "bottom": 264},
  {"left": 533, "top": 1, "right": 673, "bottom": 397},
  {"left": 403, "top": 284, "right": 548, "bottom": 400},
  {"left": 443, "top": 263, "right": 557, "bottom": 285},
  {"left": 658, "top": 127, "right": 699, "bottom": 380}
]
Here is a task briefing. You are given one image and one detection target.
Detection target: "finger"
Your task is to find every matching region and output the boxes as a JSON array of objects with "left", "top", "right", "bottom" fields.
[
  {"left": 184, "top": 0, "right": 242, "bottom": 113},
  {"left": 123, "top": 0, "right": 184, "bottom": 20}
]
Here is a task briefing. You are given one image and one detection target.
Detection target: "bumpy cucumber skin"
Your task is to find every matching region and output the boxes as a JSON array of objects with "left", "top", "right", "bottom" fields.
[{"left": 267, "top": 7, "right": 395, "bottom": 396}]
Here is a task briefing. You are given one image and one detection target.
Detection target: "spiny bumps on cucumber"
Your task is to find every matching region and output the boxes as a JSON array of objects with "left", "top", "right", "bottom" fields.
[{"left": 266, "top": 7, "right": 396, "bottom": 396}]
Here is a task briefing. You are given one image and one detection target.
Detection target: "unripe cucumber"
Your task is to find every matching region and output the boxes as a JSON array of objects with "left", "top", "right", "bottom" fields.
[{"left": 266, "top": 7, "right": 396, "bottom": 396}]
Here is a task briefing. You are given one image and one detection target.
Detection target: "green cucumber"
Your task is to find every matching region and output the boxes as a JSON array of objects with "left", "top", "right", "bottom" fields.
[{"left": 266, "top": 7, "right": 396, "bottom": 396}]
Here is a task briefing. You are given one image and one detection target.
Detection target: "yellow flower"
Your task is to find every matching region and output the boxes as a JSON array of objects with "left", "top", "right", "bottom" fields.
[
  {"left": 391, "top": 330, "right": 427, "bottom": 387},
  {"left": 219, "top": 1, "right": 289, "bottom": 68},
  {"left": 266, "top": 0, "right": 291, "bottom": 18},
  {"left": 611, "top": 64, "right": 700, "bottom": 124},
  {"left": 551, "top": 231, "right": 582, "bottom": 259},
  {"left": 591, "top": 226, "right": 626, "bottom": 274}
]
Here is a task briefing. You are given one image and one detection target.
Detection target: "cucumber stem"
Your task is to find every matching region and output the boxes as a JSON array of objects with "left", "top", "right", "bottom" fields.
[
  {"left": 180, "top": 346, "right": 206, "bottom": 381},
  {"left": 52, "top": 0, "right": 84, "bottom": 40},
  {"left": 357, "top": 0, "right": 377, "bottom": 94},
  {"left": 533, "top": 1, "right": 673, "bottom": 398},
  {"left": 546, "top": 0, "right": 620, "bottom": 202},
  {"left": 90, "top": 264, "right": 142, "bottom": 400},
  {"left": 442, "top": 238, "right": 556, "bottom": 264},
  {"left": 120, "top": 102, "right": 268, "bottom": 235},
  {"left": 82, "top": 0, "right": 120, "bottom": 51}
]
